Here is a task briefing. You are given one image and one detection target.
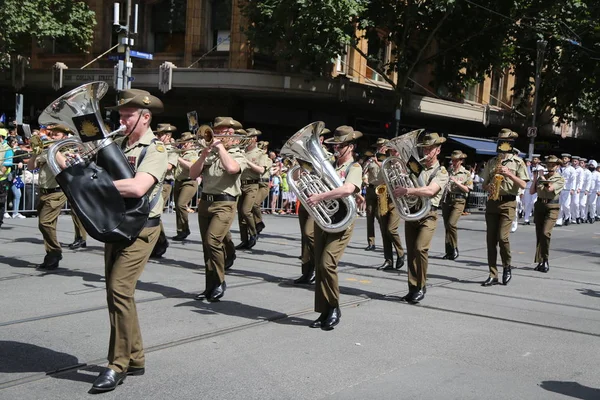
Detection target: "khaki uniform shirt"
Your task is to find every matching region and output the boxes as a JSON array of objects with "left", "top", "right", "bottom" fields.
[
  {"left": 335, "top": 158, "right": 362, "bottom": 192},
  {"left": 421, "top": 161, "right": 448, "bottom": 208},
  {"left": 448, "top": 165, "right": 473, "bottom": 193},
  {"left": 165, "top": 144, "right": 178, "bottom": 181},
  {"left": 366, "top": 161, "right": 384, "bottom": 186},
  {"left": 202, "top": 147, "right": 248, "bottom": 196},
  {"left": 259, "top": 153, "right": 273, "bottom": 181},
  {"left": 174, "top": 150, "right": 199, "bottom": 181},
  {"left": 536, "top": 173, "right": 565, "bottom": 201},
  {"left": 37, "top": 153, "right": 59, "bottom": 189},
  {"left": 482, "top": 154, "right": 529, "bottom": 196},
  {"left": 241, "top": 146, "right": 263, "bottom": 180},
  {"left": 115, "top": 128, "right": 168, "bottom": 218}
]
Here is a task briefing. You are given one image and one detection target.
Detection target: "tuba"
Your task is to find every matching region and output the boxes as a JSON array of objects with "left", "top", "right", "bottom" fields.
[
  {"left": 381, "top": 129, "right": 431, "bottom": 221},
  {"left": 281, "top": 121, "right": 357, "bottom": 232},
  {"left": 39, "top": 81, "right": 152, "bottom": 244}
]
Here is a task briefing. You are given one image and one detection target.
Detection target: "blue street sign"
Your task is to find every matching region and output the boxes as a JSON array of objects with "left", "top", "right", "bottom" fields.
[
  {"left": 130, "top": 50, "right": 153, "bottom": 60},
  {"left": 108, "top": 55, "right": 124, "bottom": 61}
]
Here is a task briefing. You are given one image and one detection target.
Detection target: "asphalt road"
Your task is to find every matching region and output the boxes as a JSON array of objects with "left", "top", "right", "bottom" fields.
[{"left": 1, "top": 210, "right": 599, "bottom": 399}]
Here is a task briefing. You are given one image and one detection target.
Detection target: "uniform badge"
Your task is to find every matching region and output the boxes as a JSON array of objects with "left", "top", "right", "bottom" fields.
[
  {"left": 142, "top": 96, "right": 151, "bottom": 105},
  {"left": 156, "top": 144, "right": 165, "bottom": 153}
]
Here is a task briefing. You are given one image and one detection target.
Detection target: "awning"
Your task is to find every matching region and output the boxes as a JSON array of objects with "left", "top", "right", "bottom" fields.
[{"left": 448, "top": 134, "right": 526, "bottom": 157}]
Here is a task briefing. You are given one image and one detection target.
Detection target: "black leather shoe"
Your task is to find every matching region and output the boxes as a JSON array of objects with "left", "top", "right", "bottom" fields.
[
  {"left": 151, "top": 239, "right": 169, "bottom": 258},
  {"left": 194, "top": 290, "right": 210, "bottom": 300},
  {"left": 321, "top": 307, "right": 341, "bottom": 330},
  {"left": 564, "top": 218, "right": 570, "bottom": 226},
  {"left": 293, "top": 271, "right": 315, "bottom": 284},
  {"left": 364, "top": 245, "right": 376, "bottom": 251},
  {"left": 481, "top": 276, "right": 499, "bottom": 287},
  {"left": 208, "top": 281, "right": 227, "bottom": 302},
  {"left": 524, "top": 221, "right": 530, "bottom": 225},
  {"left": 539, "top": 260, "right": 549, "bottom": 273},
  {"left": 91, "top": 368, "right": 126, "bottom": 392},
  {"left": 225, "top": 254, "right": 237, "bottom": 270},
  {"left": 126, "top": 366, "right": 145, "bottom": 376},
  {"left": 534, "top": 262, "right": 543, "bottom": 272},
  {"left": 171, "top": 231, "right": 190, "bottom": 241},
  {"left": 502, "top": 267, "right": 512, "bottom": 285},
  {"left": 408, "top": 289, "right": 425, "bottom": 304},
  {"left": 37, "top": 253, "right": 62, "bottom": 270},
  {"left": 68, "top": 238, "right": 87, "bottom": 250},
  {"left": 235, "top": 241, "right": 249, "bottom": 250},
  {"left": 247, "top": 235, "right": 257, "bottom": 249},
  {"left": 396, "top": 255, "right": 405, "bottom": 270},
  {"left": 309, "top": 312, "right": 327, "bottom": 328},
  {"left": 377, "top": 260, "right": 394, "bottom": 271},
  {"left": 256, "top": 221, "right": 265, "bottom": 234}
]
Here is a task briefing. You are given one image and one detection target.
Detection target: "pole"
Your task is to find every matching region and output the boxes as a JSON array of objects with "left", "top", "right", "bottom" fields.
[
  {"left": 528, "top": 39, "right": 547, "bottom": 160},
  {"left": 124, "top": 0, "right": 132, "bottom": 91}
]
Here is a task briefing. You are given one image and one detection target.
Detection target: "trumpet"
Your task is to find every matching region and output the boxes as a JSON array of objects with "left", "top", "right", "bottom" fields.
[
  {"left": 3, "top": 136, "right": 56, "bottom": 161},
  {"left": 197, "top": 124, "right": 248, "bottom": 149}
]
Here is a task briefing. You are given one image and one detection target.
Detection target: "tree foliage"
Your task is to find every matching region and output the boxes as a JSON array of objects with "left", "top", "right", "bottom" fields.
[{"left": 0, "top": 0, "right": 96, "bottom": 69}]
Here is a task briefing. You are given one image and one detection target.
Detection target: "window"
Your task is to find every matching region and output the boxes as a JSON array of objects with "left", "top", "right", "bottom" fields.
[
  {"left": 150, "top": 0, "right": 187, "bottom": 53},
  {"left": 489, "top": 71, "right": 505, "bottom": 107},
  {"left": 211, "top": 0, "right": 231, "bottom": 51},
  {"left": 366, "top": 38, "right": 389, "bottom": 82},
  {"left": 465, "top": 83, "right": 480, "bottom": 102}
]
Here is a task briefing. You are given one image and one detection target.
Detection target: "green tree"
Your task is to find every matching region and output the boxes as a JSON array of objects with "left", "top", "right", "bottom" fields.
[{"left": 0, "top": 0, "right": 96, "bottom": 69}]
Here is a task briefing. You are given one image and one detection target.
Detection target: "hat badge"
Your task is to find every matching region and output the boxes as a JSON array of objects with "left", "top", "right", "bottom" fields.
[
  {"left": 118, "top": 98, "right": 126, "bottom": 105},
  {"left": 142, "top": 96, "right": 151, "bottom": 105}
]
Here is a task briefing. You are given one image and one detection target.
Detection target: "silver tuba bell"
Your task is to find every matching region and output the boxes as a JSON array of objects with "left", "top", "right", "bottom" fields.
[
  {"left": 381, "top": 129, "right": 431, "bottom": 221},
  {"left": 281, "top": 121, "right": 357, "bottom": 233}
]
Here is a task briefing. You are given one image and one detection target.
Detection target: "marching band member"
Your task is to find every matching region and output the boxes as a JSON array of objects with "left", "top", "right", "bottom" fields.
[
  {"left": 556, "top": 153, "right": 575, "bottom": 226},
  {"left": 190, "top": 117, "right": 247, "bottom": 302},
  {"left": 441, "top": 150, "right": 472, "bottom": 260},
  {"left": 393, "top": 132, "right": 448, "bottom": 304},
  {"left": 306, "top": 126, "right": 363, "bottom": 330},
  {"left": 171, "top": 132, "right": 199, "bottom": 241},
  {"left": 570, "top": 156, "right": 582, "bottom": 224},
  {"left": 531, "top": 155, "right": 564, "bottom": 273},
  {"left": 252, "top": 141, "right": 273, "bottom": 235},
  {"left": 92, "top": 89, "right": 167, "bottom": 392},
  {"left": 522, "top": 154, "right": 541, "bottom": 225},
  {"left": 236, "top": 128, "right": 267, "bottom": 250},
  {"left": 364, "top": 138, "right": 388, "bottom": 251},
  {"left": 481, "top": 129, "right": 528, "bottom": 287}
]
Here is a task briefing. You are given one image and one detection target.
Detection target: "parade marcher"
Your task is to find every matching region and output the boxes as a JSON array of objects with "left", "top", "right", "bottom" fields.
[
  {"left": 481, "top": 129, "right": 529, "bottom": 287},
  {"left": 441, "top": 150, "right": 473, "bottom": 260},
  {"left": 252, "top": 141, "right": 273, "bottom": 234},
  {"left": 0, "top": 128, "right": 13, "bottom": 227},
  {"left": 510, "top": 148, "right": 523, "bottom": 233},
  {"left": 556, "top": 153, "right": 575, "bottom": 226},
  {"left": 578, "top": 158, "right": 592, "bottom": 223},
  {"left": 171, "top": 132, "right": 200, "bottom": 241},
  {"left": 26, "top": 124, "right": 87, "bottom": 269},
  {"left": 570, "top": 156, "right": 582, "bottom": 224},
  {"left": 151, "top": 123, "right": 178, "bottom": 258},
  {"left": 531, "top": 155, "right": 565, "bottom": 273},
  {"left": 364, "top": 137, "right": 388, "bottom": 251},
  {"left": 236, "top": 128, "right": 268, "bottom": 250},
  {"left": 522, "top": 154, "right": 541, "bottom": 225},
  {"left": 190, "top": 117, "right": 247, "bottom": 302},
  {"left": 587, "top": 160, "right": 600, "bottom": 223},
  {"left": 393, "top": 132, "right": 448, "bottom": 304},
  {"left": 305, "top": 126, "right": 363, "bottom": 330},
  {"left": 91, "top": 89, "right": 167, "bottom": 392}
]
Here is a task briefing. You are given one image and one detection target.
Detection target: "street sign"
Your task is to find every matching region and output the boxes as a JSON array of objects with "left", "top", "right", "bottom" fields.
[
  {"left": 527, "top": 126, "right": 538, "bottom": 138},
  {"left": 108, "top": 55, "right": 124, "bottom": 61},
  {"left": 130, "top": 50, "right": 153, "bottom": 60}
]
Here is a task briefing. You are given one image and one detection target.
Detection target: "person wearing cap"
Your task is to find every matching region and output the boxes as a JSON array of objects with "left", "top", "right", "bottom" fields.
[
  {"left": 190, "top": 116, "right": 247, "bottom": 302},
  {"left": 441, "top": 150, "right": 473, "bottom": 260},
  {"left": 578, "top": 158, "right": 592, "bottom": 223},
  {"left": 364, "top": 137, "right": 388, "bottom": 252},
  {"left": 170, "top": 132, "right": 200, "bottom": 241},
  {"left": 251, "top": 141, "right": 273, "bottom": 234},
  {"left": 26, "top": 124, "right": 87, "bottom": 268},
  {"left": 481, "top": 129, "right": 529, "bottom": 287},
  {"left": 530, "top": 155, "right": 564, "bottom": 273},
  {"left": 150, "top": 123, "right": 178, "bottom": 258},
  {"left": 590, "top": 160, "right": 600, "bottom": 222},
  {"left": 303, "top": 126, "right": 362, "bottom": 330},
  {"left": 392, "top": 131, "right": 448, "bottom": 303},
  {"left": 0, "top": 128, "right": 12, "bottom": 226},
  {"left": 556, "top": 153, "right": 575, "bottom": 226},
  {"left": 236, "top": 128, "right": 268, "bottom": 250},
  {"left": 522, "top": 153, "right": 541, "bottom": 225},
  {"left": 90, "top": 89, "right": 167, "bottom": 392},
  {"left": 570, "top": 156, "right": 583, "bottom": 224}
]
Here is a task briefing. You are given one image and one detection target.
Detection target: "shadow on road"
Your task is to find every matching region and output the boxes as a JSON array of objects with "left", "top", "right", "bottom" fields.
[{"left": 540, "top": 380, "right": 600, "bottom": 400}]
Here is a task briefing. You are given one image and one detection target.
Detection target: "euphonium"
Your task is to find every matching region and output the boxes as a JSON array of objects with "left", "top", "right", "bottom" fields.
[
  {"left": 281, "top": 121, "right": 357, "bottom": 233},
  {"left": 488, "top": 156, "right": 505, "bottom": 201},
  {"left": 381, "top": 129, "right": 431, "bottom": 221},
  {"left": 375, "top": 184, "right": 389, "bottom": 216}
]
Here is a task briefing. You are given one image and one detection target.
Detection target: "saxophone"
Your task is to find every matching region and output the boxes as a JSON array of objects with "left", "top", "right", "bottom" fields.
[
  {"left": 375, "top": 184, "right": 389, "bottom": 216},
  {"left": 488, "top": 155, "right": 505, "bottom": 201}
]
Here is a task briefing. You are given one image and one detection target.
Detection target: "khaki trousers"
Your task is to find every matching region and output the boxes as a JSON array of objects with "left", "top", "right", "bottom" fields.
[
  {"left": 71, "top": 212, "right": 87, "bottom": 240},
  {"left": 198, "top": 200, "right": 237, "bottom": 290},
  {"left": 174, "top": 179, "right": 198, "bottom": 233},
  {"left": 161, "top": 181, "right": 173, "bottom": 209},
  {"left": 238, "top": 183, "right": 259, "bottom": 241},
  {"left": 485, "top": 199, "right": 516, "bottom": 278},
  {"left": 314, "top": 223, "right": 354, "bottom": 313},
  {"left": 252, "top": 182, "right": 269, "bottom": 226},
  {"left": 442, "top": 198, "right": 466, "bottom": 249},
  {"left": 38, "top": 191, "right": 67, "bottom": 254},
  {"left": 365, "top": 186, "right": 377, "bottom": 246},
  {"left": 377, "top": 201, "right": 404, "bottom": 261},
  {"left": 534, "top": 202, "right": 559, "bottom": 263},
  {"left": 298, "top": 205, "right": 315, "bottom": 275},
  {"left": 104, "top": 225, "right": 160, "bottom": 373},
  {"left": 405, "top": 211, "right": 438, "bottom": 291}
]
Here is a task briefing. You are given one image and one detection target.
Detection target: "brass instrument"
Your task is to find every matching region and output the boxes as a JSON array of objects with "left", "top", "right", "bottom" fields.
[
  {"left": 488, "top": 156, "right": 505, "bottom": 201},
  {"left": 375, "top": 184, "right": 389, "bottom": 216},
  {"left": 281, "top": 121, "right": 357, "bottom": 232},
  {"left": 1, "top": 136, "right": 59, "bottom": 161},
  {"left": 198, "top": 124, "right": 248, "bottom": 149},
  {"left": 441, "top": 165, "right": 453, "bottom": 204}
]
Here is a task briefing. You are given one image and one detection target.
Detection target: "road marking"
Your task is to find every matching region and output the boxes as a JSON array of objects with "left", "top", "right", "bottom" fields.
[
  {"left": 522, "top": 352, "right": 531, "bottom": 357},
  {"left": 359, "top": 280, "right": 371, "bottom": 284},
  {"left": 346, "top": 278, "right": 358, "bottom": 282}
]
